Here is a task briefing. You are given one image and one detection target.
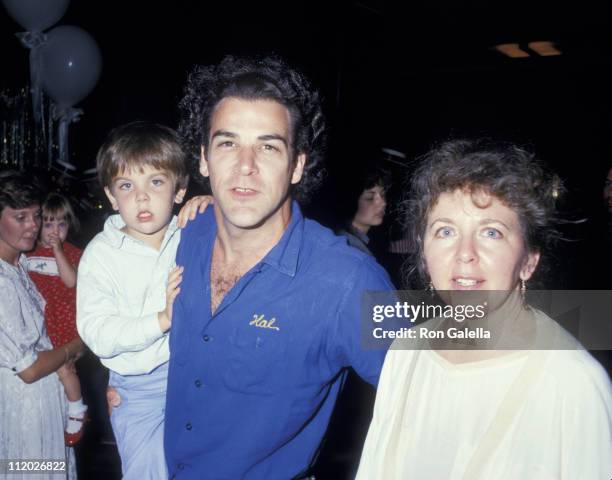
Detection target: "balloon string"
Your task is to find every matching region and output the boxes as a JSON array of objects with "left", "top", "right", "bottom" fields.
[
  {"left": 15, "top": 32, "right": 47, "bottom": 127},
  {"left": 52, "top": 104, "right": 82, "bottom": 169}
]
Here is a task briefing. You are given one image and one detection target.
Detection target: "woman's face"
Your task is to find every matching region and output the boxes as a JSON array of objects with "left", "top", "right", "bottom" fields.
[
  {"left": 353, "top": 185, "right": 387, "bottom": 230},
  {"left": 423, "top": 190, "right": 539, "bottom": 291},
  {"left": 0, "top": 204, "right": 41, "bottom": 262}
]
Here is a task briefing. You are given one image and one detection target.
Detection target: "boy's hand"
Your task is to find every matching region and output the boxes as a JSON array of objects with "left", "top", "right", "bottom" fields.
[
  {"left": 158, "top": 266, "right": 183, "bottom": 332},
  {"left": 106, "top": 387, "right": 121, "bottom": 417},
  {"left": 177, "top": 195, "right": 214, "bottom": 228}
]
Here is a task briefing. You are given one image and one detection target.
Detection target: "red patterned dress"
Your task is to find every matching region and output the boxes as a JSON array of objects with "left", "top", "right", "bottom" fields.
[{"left": 26, "top": 242, "right": 82, "bottom": 348}]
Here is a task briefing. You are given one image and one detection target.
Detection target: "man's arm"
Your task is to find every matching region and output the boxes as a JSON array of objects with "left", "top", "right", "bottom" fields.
[{"left": 329, "top": 257, "right": 396, "bottom": 386}]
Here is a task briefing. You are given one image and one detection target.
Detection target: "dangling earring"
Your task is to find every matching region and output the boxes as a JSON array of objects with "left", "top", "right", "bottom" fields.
[
  {"left": 427, "top": 281, "right": 435, "bottom": 296},
  {"left": 520, "top": 279, "right": 526, "bottom": 298}
]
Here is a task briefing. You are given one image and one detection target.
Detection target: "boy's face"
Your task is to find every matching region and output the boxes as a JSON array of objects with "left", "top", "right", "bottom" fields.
[{"left": 104, "top": 165, "right": 186, "bottom": 249}]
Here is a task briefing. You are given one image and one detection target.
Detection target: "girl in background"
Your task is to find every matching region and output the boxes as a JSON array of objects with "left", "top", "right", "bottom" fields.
[{"left": 26, "top": 193, "right": 87, "bottom": 446}]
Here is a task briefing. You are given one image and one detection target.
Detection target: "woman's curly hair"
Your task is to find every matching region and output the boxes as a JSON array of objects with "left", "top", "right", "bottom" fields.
[
  {"left": 178, "top": 55, "right": 326, "bottom": 203},
  {"left": 401, "top": 139, "right": 564, "bottom": 288}
]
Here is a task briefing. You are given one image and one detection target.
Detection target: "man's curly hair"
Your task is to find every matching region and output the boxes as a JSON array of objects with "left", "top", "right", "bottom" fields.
[{"left": 178, "top": 55, "right": 326, "bottom": 203}]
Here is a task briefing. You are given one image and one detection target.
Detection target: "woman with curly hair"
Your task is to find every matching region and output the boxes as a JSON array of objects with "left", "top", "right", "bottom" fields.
[{"left": 356, "top": 140, "right": 612, "bottom": 479}]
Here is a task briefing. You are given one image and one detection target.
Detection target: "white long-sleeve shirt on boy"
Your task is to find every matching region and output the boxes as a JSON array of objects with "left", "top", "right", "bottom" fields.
[{"left": 77, "top": 214, "right": 180, "bottom": 376}]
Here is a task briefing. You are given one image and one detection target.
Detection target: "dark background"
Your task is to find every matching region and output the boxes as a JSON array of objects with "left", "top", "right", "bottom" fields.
[
  {"left": 2, "top": 1, "right": 611, "bottom": 478},
  {"left": 3, "top": 0, "right": 611, "bottom": 232}
]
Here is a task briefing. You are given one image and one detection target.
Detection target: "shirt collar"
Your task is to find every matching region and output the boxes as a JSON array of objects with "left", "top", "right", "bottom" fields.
[
  {"left": 197, "top": 201, "right": 304, "bottom": 277},
  {"left": 259, "top": 201, "right": 303, "bottom": 277},
  {"left": 0, "top": 254, "right": 26, "bottom": 275},
  {"left": 348, "top": 224, "right": 370, "bottom": 245}
]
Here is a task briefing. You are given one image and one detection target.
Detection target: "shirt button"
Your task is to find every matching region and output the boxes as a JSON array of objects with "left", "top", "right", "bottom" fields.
[
  {"left": 194, "top": 379, "right": 202, "bottom": 388},
  {"left": 178, "top": 463, "right": 185, "bottom": 470},
  {"left": 202, "top": 334, "right": 210, "bottom": 342},
  {"left": 185, "top": 422, "right": 192, "bottom": 431}
]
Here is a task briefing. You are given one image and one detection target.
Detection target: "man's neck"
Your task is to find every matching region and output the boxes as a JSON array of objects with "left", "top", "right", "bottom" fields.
[
  {"left": 208, "top": 200, "right": 294, "bottom": 314},
  {"left": 212, "top": 201, "right": 292, "bottom": 269}
]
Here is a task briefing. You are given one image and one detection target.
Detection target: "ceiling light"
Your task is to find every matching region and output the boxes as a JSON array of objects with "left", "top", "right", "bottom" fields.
[
  {"left": 493, "top": 43, "right": 530, "bottom": 58},
  {"left": 528, "top": 41, "right": 562, "bottom": 56}
]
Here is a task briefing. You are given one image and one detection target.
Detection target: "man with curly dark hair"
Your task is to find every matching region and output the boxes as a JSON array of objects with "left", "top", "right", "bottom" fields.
[
  {"left": 178, "top": 55, "right": 326, "bottom": 204},
  {"left": 163, "top": 55, "right": 394, "bottom": 479}
]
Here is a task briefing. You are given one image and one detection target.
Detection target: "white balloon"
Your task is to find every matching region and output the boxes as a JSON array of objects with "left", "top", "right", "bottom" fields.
[
  {"left": 2, "top": 0, "right": 69, "bottom": 32},
  {"left": 40, "top": 26, "right": 102, "bottom": 108}
]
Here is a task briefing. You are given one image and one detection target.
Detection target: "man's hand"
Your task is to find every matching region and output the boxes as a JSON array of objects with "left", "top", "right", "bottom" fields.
[
  {"left": 158, "top": 266, "right": 184, "bottom": 332},
  {"left": 177, "top": 195, "right": 214, "bottom": 228},
  {"left": 106, "top": 386, "right": 121, "bottom": 417}
]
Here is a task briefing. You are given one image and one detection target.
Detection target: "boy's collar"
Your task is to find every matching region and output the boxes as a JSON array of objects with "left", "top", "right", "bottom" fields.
[{"left": 104, "top": 214, "right": 179, "bottom": 249}]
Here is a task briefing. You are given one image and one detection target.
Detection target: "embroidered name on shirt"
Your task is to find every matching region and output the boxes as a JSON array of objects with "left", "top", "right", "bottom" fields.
[{"left": 249, "top": 314, "right": 280, "bottom": 331}]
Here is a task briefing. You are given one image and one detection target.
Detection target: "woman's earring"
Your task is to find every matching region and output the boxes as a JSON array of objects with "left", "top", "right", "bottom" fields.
[
  {"left": 427, "top": 281, "right": 435, "bottom": 295},
  {"left": 520, "top": 279, "right": 526, "bottom": 298}
]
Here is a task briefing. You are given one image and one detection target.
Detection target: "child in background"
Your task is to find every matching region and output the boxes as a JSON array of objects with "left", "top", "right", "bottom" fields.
[
  {"left": 77, "top": 121, "right": 188, "bottom": 479},
  {"left": 26, "top": 192, "right": 88, "bottom": 446}
]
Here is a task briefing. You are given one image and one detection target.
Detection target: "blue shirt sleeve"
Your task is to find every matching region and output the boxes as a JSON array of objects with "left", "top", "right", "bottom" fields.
[{"left": 328, "top": 256, "right": 395, "bottom": 387}]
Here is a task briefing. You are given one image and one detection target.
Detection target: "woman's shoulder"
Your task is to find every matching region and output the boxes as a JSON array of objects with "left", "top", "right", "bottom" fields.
[
  {"left": 544, "top": 348, "right": 611, "bottom": 394},
  {"left": 0, "top": 266, "right": 30, "bottom": 316},
  {"left": 0, "top": 267, "right": 15, "bottom": 287},
  {"left": 532, "top": 311, "right": 609, "bottom": 390},
  {"left": 0, "top": 258, "right": 22, "bottom": 282}
]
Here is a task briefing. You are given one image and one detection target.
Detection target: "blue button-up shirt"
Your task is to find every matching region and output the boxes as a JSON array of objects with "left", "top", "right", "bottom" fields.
[{"left": 165, "top": 202, "right": 394, "bottom": 479}]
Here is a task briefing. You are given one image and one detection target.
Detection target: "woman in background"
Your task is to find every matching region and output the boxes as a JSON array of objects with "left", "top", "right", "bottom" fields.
[
  {"left": 0, "top": 170, "right": 82, "bottom": 479},
  {"left": 338, "top": 166, "right": 390, "bottom": 256}
]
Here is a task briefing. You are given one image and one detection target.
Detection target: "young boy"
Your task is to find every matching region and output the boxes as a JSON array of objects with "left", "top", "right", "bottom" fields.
[{"left": 77, "top": 121, "right": 188, "bottom": 479}]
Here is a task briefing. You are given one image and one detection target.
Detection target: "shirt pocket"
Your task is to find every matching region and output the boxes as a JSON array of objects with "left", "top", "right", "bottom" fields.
[{"left": 223, "top": 321, "right": 290, "bottom": 395}]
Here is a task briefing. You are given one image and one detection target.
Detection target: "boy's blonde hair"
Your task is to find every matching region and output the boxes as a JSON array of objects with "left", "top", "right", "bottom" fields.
[
  {"left": 43, "top": 192, "right": 80, "bottom": 234},
  {"left": 96, "top": 121, "right": 189, "bottom": 191}
]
